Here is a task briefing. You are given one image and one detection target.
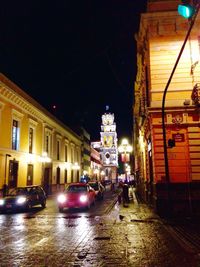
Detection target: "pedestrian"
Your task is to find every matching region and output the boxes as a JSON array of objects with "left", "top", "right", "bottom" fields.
[
  {"left": 111, "top": 181, "right": 115, "bottom": 191},
  {"left": 117, "top": 181, "right": 124, "bottom": 203},
  {"left": 122, "top": 181, "right": 130, "bottom": 206}
]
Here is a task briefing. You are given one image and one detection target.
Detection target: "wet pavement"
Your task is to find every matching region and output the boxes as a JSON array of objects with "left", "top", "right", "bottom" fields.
[{"left": 0, "top": 189, "right": 199, "bottom": 266}]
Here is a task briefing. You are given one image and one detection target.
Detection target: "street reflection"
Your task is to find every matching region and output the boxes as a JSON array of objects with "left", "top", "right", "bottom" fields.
[{"left": 0, "top": 213, "right": 25, "bottom": 226}]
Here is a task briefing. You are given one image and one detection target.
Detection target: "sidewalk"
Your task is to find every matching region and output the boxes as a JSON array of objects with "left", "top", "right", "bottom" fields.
[
  {"left": 117, "top": 187, "right": 200, "bottom": 256},
  {"left": 161, "top": 216, "right": 200, "bottom": 254}
]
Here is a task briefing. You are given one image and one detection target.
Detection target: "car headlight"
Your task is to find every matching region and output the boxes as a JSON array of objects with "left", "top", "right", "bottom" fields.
[
  {"left": 57, "top": 194, "right": 66, "bottom": 204},
  {"left": 16, "top": 196, "right": 27, "bottom": 205},
  {"left": 0, "top": 199, "right": 5, "bottom": 206},
  {"left": 80, "top": 195, "right": 88, "bottom": 203}
]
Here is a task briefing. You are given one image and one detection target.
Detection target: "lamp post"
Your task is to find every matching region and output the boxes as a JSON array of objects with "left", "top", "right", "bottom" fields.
[{"left": 118, "top": 138, "right": 132, "bottom": 181}]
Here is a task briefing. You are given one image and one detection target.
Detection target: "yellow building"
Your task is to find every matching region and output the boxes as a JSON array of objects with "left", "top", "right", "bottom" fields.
[
  {"left": 134, "top": 0, "right": 200, "bottom": 215},
  {"left": 0, "top": 73, "right": 82, "bottom": 195}
]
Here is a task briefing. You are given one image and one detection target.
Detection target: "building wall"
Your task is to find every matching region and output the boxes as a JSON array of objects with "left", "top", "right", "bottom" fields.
[
  {"left": 134, "top": 0, "right": 200, "bottom": 215},
  {"left": 0, "top": 73, "right": 82, "bottom": 195},
  {"left": 90, "top": 146, "right": 101, "bottom": 180},
  {"left": 81, "top": 127, "right": 91, "bottom": 177}
]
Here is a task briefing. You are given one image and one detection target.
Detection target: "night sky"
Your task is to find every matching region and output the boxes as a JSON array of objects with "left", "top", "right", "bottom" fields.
[{"left": 1, "top": 1, "right": 147, "bottom": 141}]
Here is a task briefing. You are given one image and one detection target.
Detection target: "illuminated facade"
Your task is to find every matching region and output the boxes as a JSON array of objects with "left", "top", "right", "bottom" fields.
[
  {"left": 90, "top": 146, "right": 101, "bottom": 180},
  {"left": 0, "top": 73, "right": 82, "bottom": 195},
  {"left": 76, "top": 127, "right": 91, "bottom": 177},
  {"left": 100, "top": 112, "right": 118, "bottom": 181},
  {"left": 134, "top": 0, "right": 200, "bottom": 215}
]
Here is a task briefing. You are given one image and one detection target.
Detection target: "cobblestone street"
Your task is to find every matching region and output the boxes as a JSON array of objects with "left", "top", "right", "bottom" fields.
[{"left": 0, "top": 190, "right": 199, "bottom": 266}]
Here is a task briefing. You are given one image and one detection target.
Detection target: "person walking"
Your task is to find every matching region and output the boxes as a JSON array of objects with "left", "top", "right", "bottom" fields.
[{"left": 122, "top": 180, "right": 130, "bottom": 206}]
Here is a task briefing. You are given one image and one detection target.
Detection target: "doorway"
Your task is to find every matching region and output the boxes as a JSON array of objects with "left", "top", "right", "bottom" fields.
[
  {"left": 8, "top": 160, "right": 18, "bottom": 188},
  {"left": 27, "top": 164, "right": 33, "bottom": 185}
]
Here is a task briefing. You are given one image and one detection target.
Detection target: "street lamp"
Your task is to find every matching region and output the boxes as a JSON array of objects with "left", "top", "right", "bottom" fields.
[{"left": 118, "top": 138, "right": 132, "bottom": 181}]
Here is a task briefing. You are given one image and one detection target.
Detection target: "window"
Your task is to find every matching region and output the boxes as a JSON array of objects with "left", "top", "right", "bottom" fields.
[
  {"left": 45, "top": 135, "right": 49, "bottom": 153},
  {"left": 12, "top": 120, "right": 19, "bottom": 150},
  {"left": 71, "top": 169, "right": 73, "bottom": 182},
  {"left": 71, "top": 147, "right": 73, "bottom": 163},
  {"left": 76, "top": 170, "right": 79, "bottom": 182},
  {"left": 44, "top": 128, "right": 52, "bottom": 155},
  {"left": 56, "top": 167, "right": 60, "bottom": 184},
  {"left": 29, "top": 127, "right": 33, "bottom": 153},
  {"left": 65, "top": 145, "right": 68, "bottom": 162},
  {"left": 77, "top": 150, "right": 79, "bottom": 165},
  {"left": 57, "top": 140, "right": 60, "bottom": 160},
  {"left": 27, "top": 164, "right": 33, "bottom": 185},
  {"left": 64, "top": 169, "right": 68, "bottom": 184}
]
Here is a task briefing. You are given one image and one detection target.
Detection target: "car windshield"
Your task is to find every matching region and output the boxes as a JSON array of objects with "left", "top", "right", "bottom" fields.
[
  {"left": 7, "top": 188, "right": 28, "bottom": 196},
  {"left": 89, "top": 183, "right": 98, "bottom": 190},
  {"left": 66, "top": 185, "right": 87, "bottom": 193}
]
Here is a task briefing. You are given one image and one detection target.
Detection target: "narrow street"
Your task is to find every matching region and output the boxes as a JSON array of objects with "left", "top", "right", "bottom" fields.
[{"left": 0, "top": 189, "right": 199, "bottom": 267}]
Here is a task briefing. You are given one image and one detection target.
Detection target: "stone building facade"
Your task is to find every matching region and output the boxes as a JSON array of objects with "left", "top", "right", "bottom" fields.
[{"left": 134, "top": 0, "right": 200, "bottom": 215}]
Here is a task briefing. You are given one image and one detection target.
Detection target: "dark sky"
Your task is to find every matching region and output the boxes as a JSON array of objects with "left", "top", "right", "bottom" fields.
[{"left": 1, "top": 1, "right": 147, "bottom": 141}]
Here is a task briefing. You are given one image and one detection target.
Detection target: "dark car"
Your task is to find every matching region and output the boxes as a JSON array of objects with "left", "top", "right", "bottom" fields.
[
  {"left": 57, "top": 182, "right": 96, "bottom": 212},
  {"left": 0, "top": 185, "right": 46, "bottom": 213},
  {"left": 88, "top": 181, "right": 105, "bottom": 200}
]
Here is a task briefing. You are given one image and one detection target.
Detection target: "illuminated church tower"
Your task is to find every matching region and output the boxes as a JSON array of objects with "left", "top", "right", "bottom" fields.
[{"left": 100, "top": 108, "right": 118, "bottom": 181}]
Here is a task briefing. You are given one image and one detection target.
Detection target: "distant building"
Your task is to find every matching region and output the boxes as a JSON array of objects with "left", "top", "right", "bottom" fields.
[
  {"left": 99, "top": 111, "right": 118, "bottom": 181},
  {"left": 80, "top": 127, "right": 91, "bottom": 178},
  {"left": 90, "top": 146, "right": 101, "bottom": 180}
]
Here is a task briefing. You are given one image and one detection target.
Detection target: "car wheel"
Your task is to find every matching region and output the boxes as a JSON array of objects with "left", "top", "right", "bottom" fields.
[{"left": 41, "top": 199, "right": 46, "bottom": 208}]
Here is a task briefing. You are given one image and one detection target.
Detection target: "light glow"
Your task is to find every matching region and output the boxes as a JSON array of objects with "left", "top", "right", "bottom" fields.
[
  {"left": 80, "top": 195, "right": 87, "bottom": 203},
  {"left": 16, "top": 197, "right": 27, "bottom": 205},
  {"left": 118, "top": 138, "right": 132, "bottom": 153},
  {"left": 0, "top": 199, "right": 5, "bottom": 205},
  {"left": 72, "top": 162, "right": 80, "bottom": 170},
  {"left": 57, "top": 194, "right": 66, "bottom": 203}
]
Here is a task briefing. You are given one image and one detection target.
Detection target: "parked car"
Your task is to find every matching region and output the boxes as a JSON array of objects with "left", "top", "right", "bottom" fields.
[
  {"left": 57, "top": 182, "right": 96, "bottom": 212},
  {"left": 88, "top": 181, "right": 105, "bottom": 200},
  {"left": 0, "top": 185, "right": 46, "bottom": 213}
]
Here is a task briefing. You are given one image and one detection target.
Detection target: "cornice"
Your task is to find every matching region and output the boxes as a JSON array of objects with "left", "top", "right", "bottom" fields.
[
  {"left": 0, "top": 84, "right": 45, "bottom": 122},
  {"left": 139, "top": 11, "right": 200, "bottom": 39},
  {"left": 0, "top": 74, "right": 81, "bottom": 144}
]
